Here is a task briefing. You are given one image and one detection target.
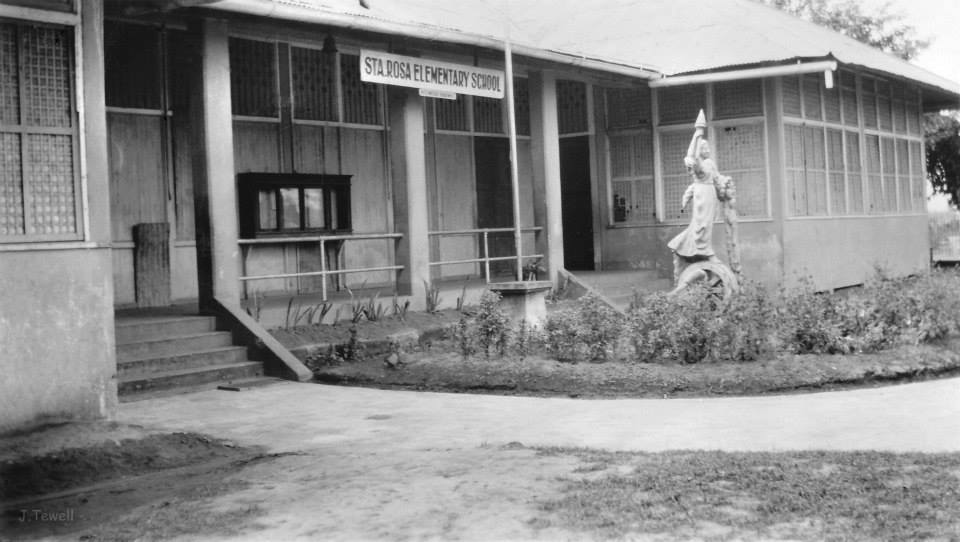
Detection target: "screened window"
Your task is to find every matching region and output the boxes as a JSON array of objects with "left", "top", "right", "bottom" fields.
[
  {"left": 435, "top": 94, "right": 469, "bottom": 131},
  {"left": 784, "top": 124, "right": 827, "bottom": 216},
  {"left": 609, "top": 132, "right": 654, "bottom": 224},
  {"left": 840, "top": 70, "right": 859, "bottom": 127},
  {"left": 340, "top": 53, "right": 381, "bottom": 125},
  {"left": 714, "top": 79, "right": 763, "bottom": 120},
  {"left": 606, "top": 86, "right": 651, "bottom": 129},
  {"left": 658, "top": 84, "right": 706, "bottom": 125},
  {"left": 826, "top": 128, "right": 846, "bottom": 213},
  {"left": 845, "top": 131, "right": 864, "bottom": 213},
  {"left": 557, "top": 80, "right": 588, "bottom": 134},
  {"left": 229, "top": 37, "right": 278, "bottom": 118},
  {"left": 864, "top": 134, "right": 883, "bottom": 213},
  {"left": 513, "top": 77, "right": 530, "bottom": 136},
  {"left": 659, "top": 130, "right": 693, "bottom": 221},
  {"left": 0, "top": 21, "right": 80, "bottom": 241},
  {"left": 715, "top": 122, "right": 767, "bottom": 217},
  {"left": 291, "top": 46, "right": 336, "bottom": 121},
  {"left": 473, "top": 96, "right": 503, "bottom": 134}
]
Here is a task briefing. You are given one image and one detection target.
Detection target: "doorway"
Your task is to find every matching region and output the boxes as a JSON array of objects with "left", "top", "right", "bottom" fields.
[
  {"left": 560, "top": 135, "right": 594, "bottom": 270},
  {"left": 474, "top": 137, "right": 516, "bottom": 279}
]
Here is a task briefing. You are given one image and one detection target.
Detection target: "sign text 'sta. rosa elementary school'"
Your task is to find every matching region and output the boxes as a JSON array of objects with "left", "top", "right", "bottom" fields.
[{"left": 360, "top": 49, "right": 505, "bottom": 99}]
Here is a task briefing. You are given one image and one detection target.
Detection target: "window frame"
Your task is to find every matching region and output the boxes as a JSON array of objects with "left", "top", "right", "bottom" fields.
[{"left": 0, "top": 14, "right": 84, "bottom": 243}]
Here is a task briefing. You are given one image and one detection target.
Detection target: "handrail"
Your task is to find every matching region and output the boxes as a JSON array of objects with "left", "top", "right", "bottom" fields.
[
  {"left": 238, "top": 232, "right": 403, "bottom": 301},
  {"left": 428, "top": 226, "right": 544, "bottom": 283}
]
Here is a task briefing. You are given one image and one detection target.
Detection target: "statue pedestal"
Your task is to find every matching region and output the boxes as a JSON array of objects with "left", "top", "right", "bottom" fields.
[{"left": 487, "top": 281, "right": 553, "bottom": 327}]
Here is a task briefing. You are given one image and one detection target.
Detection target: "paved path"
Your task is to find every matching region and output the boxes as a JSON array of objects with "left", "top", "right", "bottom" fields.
[{"left": 120, "top": 377, "right": 960, "bottom": 453}]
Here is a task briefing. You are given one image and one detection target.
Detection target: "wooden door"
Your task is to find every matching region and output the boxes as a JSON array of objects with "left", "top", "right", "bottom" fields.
[{"left": 560, "top": 136, "right": 594, "bottom": 270}]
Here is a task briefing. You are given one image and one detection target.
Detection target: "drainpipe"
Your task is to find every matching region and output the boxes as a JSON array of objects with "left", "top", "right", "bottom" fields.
[{"left": 649, "top": 60, "right": 838, "bottom": 88}]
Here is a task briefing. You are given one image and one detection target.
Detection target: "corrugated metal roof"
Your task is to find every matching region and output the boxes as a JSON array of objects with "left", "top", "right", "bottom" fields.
[{"left": 209, "top": 0, "right": 960, "bottom": 98}]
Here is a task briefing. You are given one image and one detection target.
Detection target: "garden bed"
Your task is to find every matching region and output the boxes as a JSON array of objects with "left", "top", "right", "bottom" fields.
[{"left": 270, "top": 270, "right": 960, "bottom": 398}]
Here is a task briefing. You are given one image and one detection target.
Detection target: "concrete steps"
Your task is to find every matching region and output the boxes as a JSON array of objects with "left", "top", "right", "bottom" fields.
[{"left": 116, "top": 314, "right": 263, "bottom": 400}]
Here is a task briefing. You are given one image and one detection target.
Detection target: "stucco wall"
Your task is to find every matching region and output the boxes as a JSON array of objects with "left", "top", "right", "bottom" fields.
[
  {"left": 0, "top": 249, "right": 118, "bottom": 433},
  {"left": 782, "top": 215, "right": 929, "bottom": 290}
]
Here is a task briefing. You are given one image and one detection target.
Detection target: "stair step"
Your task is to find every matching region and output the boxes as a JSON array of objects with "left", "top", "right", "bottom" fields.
[
  {"left": 116, "top": 316, "right": 217, "bottom": 344},
  {"left": 118, "top": 361, "right": 263, "bottom": 396},
  {"left": 118, "top": 346, "right": 250, "bottom": 375},
  {"left": 117, "top": 331, "right": 235, "bottom": 361}
]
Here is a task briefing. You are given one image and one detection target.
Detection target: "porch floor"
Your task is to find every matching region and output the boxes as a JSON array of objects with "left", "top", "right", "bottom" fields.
[{"left": 570, "top": 269, "right": 673, "bottom": 311}]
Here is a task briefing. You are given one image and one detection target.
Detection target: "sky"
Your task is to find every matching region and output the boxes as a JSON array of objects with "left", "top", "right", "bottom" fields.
[{"left": 857, "top": 0, "right": 960, "bottom": 85}]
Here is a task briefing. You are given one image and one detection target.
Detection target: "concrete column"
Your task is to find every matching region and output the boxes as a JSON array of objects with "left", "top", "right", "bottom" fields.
[
  {"left": 529, "top": 71, "right": 564, "bottom": 283},
  {"left": 189, "top": 19, "right": 240, "bottom": 310},
  {"left": 81, "top": 0, "right": 111, "bottom": 245},
  {"left": 388, "top": 88, "right": 429, "bottom": 305}
]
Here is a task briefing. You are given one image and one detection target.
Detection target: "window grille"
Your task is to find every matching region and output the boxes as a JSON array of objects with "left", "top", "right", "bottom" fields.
[
  {"left": 340, "top": 53, "right": 381, "bottom": 125},
  {"left": 660, "top": 130, "right": 693, "bottom": 221},
  {"left": 892, "top": 83, "right": 907, "bottom": 134},
  {"left": 802, "top": 73, "right": 822, "bottom": 121},
  {"left": 229, "top": 38, "right": 278, "bottom": 118},
  {"left": 473, "top": 96, "right": 503, "bottom": 134},
  {"left": 877, "top": 80, "right": 893, "bottom": 131},
  {"left": 435, "top": 94, "right": 469, "bottom": 131},
  {"left": 715, "top": 122, "right": 767, "bottom": 217},
  {"left": 861, "top": 77, "right": 878, "bottom": 129},
  {"left": 557, "top": 80, "right": 587, "bottom": 134},
  {"left": 513, "top": 77, "right": 530, "bottom": 136},
  {"left": 782, "top": 75, "right": 802, "bottom": 118},
  {"left": 714, "top": 79, "right": 763, "bottom": 120},
  {"left": 104, "top": 21, "right": 162, "bottom": 110},
  {"left": 840, "top": 71, "right": 859, "bottom": 127},
  {"left": 659, "top": 84, "right": 706, "bottom": 125},
  {"left": 881, "top": 137, "right": 896, "bottom": 212},
  {"left": 606, "top": 86, "right": 650, "bottom": 129},
  {"left": 826, "top": 128, "right": 846, "bottom": 214},
  {"left": 896, "top": 138, "right": 911, "bottom": 211},
  {"left": 291, "top": 46, "right": 337, "bottom": 121},
  {"left": 910, "top": 140, "right": 924, "bottom": 211},
  {"left": 0, "top": 22, "right": 80, "bottom": 240},
  {"left": 823, "top": 79, "right": 841, "bottom": 123},
  {"left": 609, "top": 131, "right": 655, "bottom": 224},
  {"left": 864, "top": 134, "right": 882, "bottom": 212},
  {"left": 845, "top": 131, "right": 863, "bottom": 214}
]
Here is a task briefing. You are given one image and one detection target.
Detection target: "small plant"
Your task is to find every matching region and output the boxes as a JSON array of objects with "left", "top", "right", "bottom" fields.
[
  {"left": 544, "top": 294, "right": 622, "bottom": 362},
  {"left": 245, "top": 290, "right": 264, "bottom": 321},
  {"left": 284, "top": 298, "right": 332, "bottom": 329},
  {"left": 331, "top": 306, "right": 343, "bottom": 327},
  {"left": 392, "top": 293, "right": 410, "bottom": 320},
  {"left": 452, "top": 313, "right": 477, "bottom": 359},
  {"left": 455, "top": 283, "right": 469, "bottom": 312},
  {"left": 475, "top": 291, "right": 510, "bottom": 358},
  {"left": 362, "top": 291, "right": 386, "bottom": 322},
  {"left": 424, "top": 280, "right": 442, "bottom": 313},
  {"left": 345, "top": 287, "right": 366, "bottom": 323}
]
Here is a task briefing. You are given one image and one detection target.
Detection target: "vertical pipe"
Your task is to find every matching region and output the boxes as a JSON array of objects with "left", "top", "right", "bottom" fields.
[{"left": 504, "top": 38, "right": 523, "bottom": 281}]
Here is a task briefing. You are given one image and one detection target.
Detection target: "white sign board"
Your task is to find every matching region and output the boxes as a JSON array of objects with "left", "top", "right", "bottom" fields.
[{"left": 360, "top": 49, "right": 505, "bottom": 99}]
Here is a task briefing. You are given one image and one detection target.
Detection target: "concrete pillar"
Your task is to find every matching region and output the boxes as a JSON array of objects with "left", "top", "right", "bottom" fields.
[
  {"left": 529, "top": 71, "right": 565, "bottom": 283},
  {"left": 388, "top": 88, "right": 429, "bottom": 305},
  {"left": 189, "top": 19, "right": 240, "bottom": 310}
]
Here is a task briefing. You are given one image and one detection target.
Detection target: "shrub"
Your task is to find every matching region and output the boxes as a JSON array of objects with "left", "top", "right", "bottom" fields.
[
  {"left": 777, "top": 278, "right": 850, "bottom": 354},
  {"left": 711, "top": 280, "right": 778, "bottom": 362},
  {"left": 544, "top": 294, "right": 622, "bottom": 362},
  {"left": 475, "top": 291, "right": 510, "bottom": 358}
]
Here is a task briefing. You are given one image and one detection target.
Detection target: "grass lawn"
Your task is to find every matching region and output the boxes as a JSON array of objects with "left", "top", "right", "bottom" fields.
[{"left": 529, "top": 447, "right": 960, "bottom": 541}]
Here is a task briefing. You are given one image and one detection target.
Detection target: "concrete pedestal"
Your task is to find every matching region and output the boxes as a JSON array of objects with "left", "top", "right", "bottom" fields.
[{"left": 487, "top": 281, "right": 553, "bottom": 327}]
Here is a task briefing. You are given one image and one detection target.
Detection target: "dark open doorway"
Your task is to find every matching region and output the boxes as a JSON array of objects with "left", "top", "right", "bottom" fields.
[{"left": 560, "top": 135, "right": 594, "bottom": 270}]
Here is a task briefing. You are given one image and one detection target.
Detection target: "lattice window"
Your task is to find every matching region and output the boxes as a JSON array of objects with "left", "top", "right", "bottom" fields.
[
  {"left": 881, "top": 137, "right": 896, "bottom": 212},
  {"left": 845, "top": 131, "right": 864, "bottom": 214},
  {"left": 909, "top": 140, "right": 924, "bottom": 211},
  {"left": 896, "top": 138, "right": 911, "bottom": 212},
  {"left": 785, "top": 124, "right": 827, "bottom": 216},
  {"left": 0, "top": 21, "right": 80, "bottom": 241},
  {"left": 660, "top": 130, "right": 693, "bottom": 221},
  {"left": 606, "top": 86, "right": 650, "bottom": 129},
  {"left": 784, "top": 124, "right": 806, "bottom": 216},
  {"left": 714, "top": 79, "right": 763, "bottom": 120},
  {"left": 658, "top": 84, "right": 706, "bottom": 125},
  {"left": 861, "top": 77, "right": 878, "bottom": 129},
  {"left": 609, "top": 131, "right": 655, "bottom": 224},
  {"left": 557, "top": 80, "right": 587, "bottom": 134},
  {"left": 229, "top": 38, "right": 278, "bottom": 118},
  {"left": 877, "top": 80, "right": 893, "bottom": 132},
  {"left": 840, "top": 71, "right": 859, "bottom": 127},
  {"left": 864, "top": 134, "right": 882, "bottom": 213},
  {"left": 513, "top": 77, "right": 530, "bottom": 136},
  {"left": 340, "top": 53, "right": 381, "bottom": 125},
  {"left": 473, "top": 96, "right": 503, "bottom": 134},
  {"left": 823, "top": 78, "right": 841, "bottom": 123},
  {"left": 802, "top": 73, "right": 822, "bottom": 121},
  {"left": 104, "top": 21, "right": 162, "bottom": 110},
  {"left": 291, "top": 46, "right": 337, "bottom": 121},
  {"left": 892, "top": 83, "right": 907, "bottom": 134},
  {"left": 906, "top": 95, "right": 920, "bottom": 135},
  {"left": 715, "top": 122, "right": 767, "bottom": 217},
  {"left": 826, "top": 128, "right": 845, "bottom": 214},
  {"left": 435, "top": 94, "right": 469, "bottom": 131},
  {"left": 782, "top": 75, "right": 802, "bottom": 118}
]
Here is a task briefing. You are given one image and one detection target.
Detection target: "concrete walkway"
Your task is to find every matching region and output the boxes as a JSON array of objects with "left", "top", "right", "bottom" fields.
[{"left": 120, "top": 377, "right": 960, "bottom": 453}]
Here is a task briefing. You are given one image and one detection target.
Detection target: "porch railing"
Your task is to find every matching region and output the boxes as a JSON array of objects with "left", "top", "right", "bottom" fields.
[
  {"left": 238, "top": 233, "right": 403, "bottom": 301},
  {"left": 428, "top": 227, "right": 544, "bottom": 283}
]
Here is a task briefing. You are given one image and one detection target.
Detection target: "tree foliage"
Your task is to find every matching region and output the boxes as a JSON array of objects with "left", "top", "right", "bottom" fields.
[
  {"left": 925, "top": 113, "right": 960, "bottom": 207},
  {"left": 757, "top": 0, "right": 928, "bottom": 60}
]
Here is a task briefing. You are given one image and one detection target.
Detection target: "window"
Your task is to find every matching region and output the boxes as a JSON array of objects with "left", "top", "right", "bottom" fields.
[
  {"left": 230, "top": 37, "right": 278, "bottom": 118},
  {"left": 557, "top": 80, "right": 588, "bottom": 134},
  {"left": 237, "top": 173, "right": 351, "bottom": 237},
  {"left": 785, "top": 124, "right": 827, "bottom": 216},
  {"left": 609, "top": 132, "right": 654, "bottom": 224},
  {"left": 715, "top": 122, "right": 767, "bottom": 217},
  {"left": 291, "top": 45, "right": 336, "bottom": 121},
  {"left": 435, "top": 94, "right": 469, "bottom": 132},
  {"left": 431, "top": 77, "right": 529, "bottom": 136},
  {"left": 1, "top": 20, "right": 81, "bottom": 241}
]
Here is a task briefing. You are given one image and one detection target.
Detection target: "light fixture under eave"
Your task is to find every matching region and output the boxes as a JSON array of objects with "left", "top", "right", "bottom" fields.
[{"left": 322, "top": 35, "right": 338, "bottom": 54}]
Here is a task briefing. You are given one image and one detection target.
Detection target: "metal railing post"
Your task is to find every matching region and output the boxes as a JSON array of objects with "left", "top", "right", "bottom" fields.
[
  {"left": 319, "top": 237, "right": 328, "bottom": 302},
  {"left": 482, "top": 231, "right": 491, "bottom": 283}
]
